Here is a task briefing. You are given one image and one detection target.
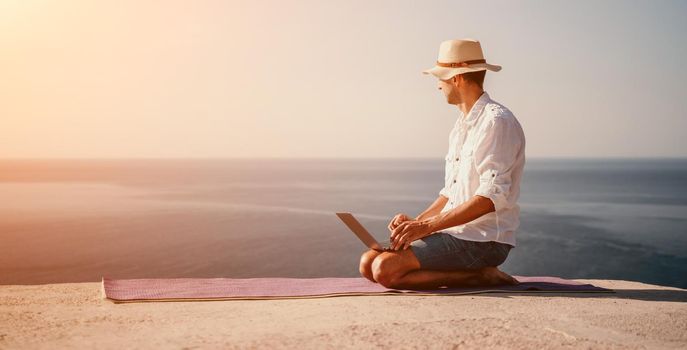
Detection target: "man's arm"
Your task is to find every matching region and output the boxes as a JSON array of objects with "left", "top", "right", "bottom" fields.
[
  {"left": 427, "top": 117, "right": 522, "bottom": 233},
  {"left": 414, "top": 195, "right": 449, "bottom": 221},
  {"left": 390, "top": 195, "right": 495, "bottom": 250},
  {"left": 426, "top": 195, "right": 495, "bottom": 233}
]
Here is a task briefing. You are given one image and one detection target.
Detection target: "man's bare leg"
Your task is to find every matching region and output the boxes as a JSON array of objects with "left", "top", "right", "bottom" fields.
[
  {"left": 388, "top": 267, "right": 518, "bottom": 290},
  {"left": 359, "top": 249, "right": 382, "bottom": 282},
  {"left": 371, "top": 248, "right": 519, "bottom": 290}
]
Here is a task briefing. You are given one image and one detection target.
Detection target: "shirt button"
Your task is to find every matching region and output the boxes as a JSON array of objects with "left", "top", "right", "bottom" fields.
[
  {"left": 453, "top": 179, "right": 456, "bottom": 183},
  {"left": 455, "top": 157, "right": 459, "bottom": 161}
]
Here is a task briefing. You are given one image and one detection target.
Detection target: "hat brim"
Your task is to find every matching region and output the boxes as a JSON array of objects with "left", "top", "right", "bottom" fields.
[{"left": 422, "top": 63, "right": 502, "bottom": 80}]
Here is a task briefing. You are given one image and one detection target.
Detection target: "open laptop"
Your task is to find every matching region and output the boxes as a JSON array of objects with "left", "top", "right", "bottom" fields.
[{"left": 335, "top": 212, "right": 396, "bottom": 252}]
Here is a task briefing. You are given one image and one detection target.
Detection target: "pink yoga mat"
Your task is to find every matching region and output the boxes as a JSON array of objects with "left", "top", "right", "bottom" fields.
[{"left": 102, "top": 276, "right": 613, "bottom": 303}]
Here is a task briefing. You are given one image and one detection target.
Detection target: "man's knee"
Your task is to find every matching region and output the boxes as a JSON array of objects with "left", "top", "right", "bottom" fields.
[
  {"left": 371, "top": 249, "right": 421, "bottom": 288},
  {"left": 359, "top": 249, "right": 381, "bottom": 281},
  {"left": 371, "top": 254, "right": 403, "bottom": 288}
]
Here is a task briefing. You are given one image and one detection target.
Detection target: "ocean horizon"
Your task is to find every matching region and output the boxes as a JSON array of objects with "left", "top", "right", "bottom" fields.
[{"left": 1, "top": 157, "right": 686, "bottom": 288}]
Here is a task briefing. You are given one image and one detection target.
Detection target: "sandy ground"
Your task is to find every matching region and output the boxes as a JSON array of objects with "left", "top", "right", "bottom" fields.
[{"left": 1, "top": 279, "right": 686, "bottom": 349}]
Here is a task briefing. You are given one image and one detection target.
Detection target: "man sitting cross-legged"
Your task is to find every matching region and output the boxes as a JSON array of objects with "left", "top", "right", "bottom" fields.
[
  {"left": 359, "top": 39, "right": 525, "bottom": 290},
  {"left": 358, "top": 197, "right": 519, "bottom": 290}
]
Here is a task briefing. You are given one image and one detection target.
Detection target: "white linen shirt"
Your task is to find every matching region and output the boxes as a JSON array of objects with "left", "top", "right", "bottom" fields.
[{"left": 438, "top": 91, "right": 525, "bottom": 247}]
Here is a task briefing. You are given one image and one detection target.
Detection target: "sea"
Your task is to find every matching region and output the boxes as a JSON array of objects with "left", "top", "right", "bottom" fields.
[{"left": 1, "top": 158, "right": 686, "bottom": 288}]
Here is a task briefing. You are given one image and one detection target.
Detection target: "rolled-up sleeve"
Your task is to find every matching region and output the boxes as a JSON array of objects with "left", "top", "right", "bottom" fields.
[
  {"left": 439, "top": 155, "right": 451, "bottom": 198},
  {"left": 473, "top": 117, "right": 522, "bottom": 212},
  {"left": 439, "top": 185, "right": 449, "bottom": 198}
]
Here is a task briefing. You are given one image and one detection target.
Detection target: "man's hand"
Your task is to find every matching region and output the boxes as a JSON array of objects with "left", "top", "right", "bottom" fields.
[
  {"left": 390, "top": 220, "right": 434, "bottom": 251},
  {"left": 387, "top": 213, "right": 413, "bottom": 232}
]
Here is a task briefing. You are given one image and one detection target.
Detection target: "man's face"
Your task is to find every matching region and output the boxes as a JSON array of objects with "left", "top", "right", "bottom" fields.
[{"left": 437, "top": 75, "right": 463, "bottom": 105}]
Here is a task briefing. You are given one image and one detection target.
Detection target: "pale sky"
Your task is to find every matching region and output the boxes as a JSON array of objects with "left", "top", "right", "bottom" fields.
[{"left": 1, "top": 0, "right": 685, "bottom": 159}]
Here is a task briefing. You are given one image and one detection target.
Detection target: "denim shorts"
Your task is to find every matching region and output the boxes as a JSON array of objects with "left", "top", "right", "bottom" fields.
[{"left": 409, "top": 232, "right": 513, "bottom": 271}]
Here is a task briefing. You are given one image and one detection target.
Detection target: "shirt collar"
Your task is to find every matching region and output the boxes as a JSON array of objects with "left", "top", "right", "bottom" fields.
[{"left": 459, "top": 91, "right": 491, "bottom": 128}]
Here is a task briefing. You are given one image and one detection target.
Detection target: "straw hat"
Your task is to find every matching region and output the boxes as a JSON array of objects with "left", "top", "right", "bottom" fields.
[{"left": 422, "top": 39, "right": 502, "bottom": 80}]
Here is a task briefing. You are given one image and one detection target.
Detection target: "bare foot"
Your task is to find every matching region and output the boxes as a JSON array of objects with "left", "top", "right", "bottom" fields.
[{"left": 480, "top": 267, "right": 520, "bottom": 286}]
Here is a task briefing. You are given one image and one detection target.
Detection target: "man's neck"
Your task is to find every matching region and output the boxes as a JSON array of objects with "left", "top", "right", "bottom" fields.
[{"left": 458, "top": 89, "right": 485, "bottom": 116}]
